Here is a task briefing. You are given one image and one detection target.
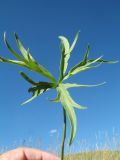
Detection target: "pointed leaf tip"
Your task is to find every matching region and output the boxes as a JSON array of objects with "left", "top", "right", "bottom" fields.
[
  {"left": 14, "top": 32, "right": 17, "bottom": 36},
  {"left": 14, "top": 32, "right": 19, "bottom": 40},
  {"left": 19, "top": 71, "right": 38, "bottom": 85},
  {"left": 3, "top": 32, "right": 7, "bottom": 43},
  {"left": 4, "top": 32, "right": 6, "bottom": 37},
  {"left": 69, "top": 31, "right": 80, "bottom": 53}
]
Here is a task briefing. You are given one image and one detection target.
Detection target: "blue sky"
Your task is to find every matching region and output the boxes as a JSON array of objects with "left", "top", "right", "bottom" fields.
[{"left": 0, "top": 0, "right": 120, "bottom": 153}]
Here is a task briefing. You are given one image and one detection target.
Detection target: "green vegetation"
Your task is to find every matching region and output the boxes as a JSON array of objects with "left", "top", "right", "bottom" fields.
[
  {"left": 0, "top": 32, "right": 117, "bottom": 160},
  {"left": 65, "top": 150, "right": 120, "bottom": 160}
]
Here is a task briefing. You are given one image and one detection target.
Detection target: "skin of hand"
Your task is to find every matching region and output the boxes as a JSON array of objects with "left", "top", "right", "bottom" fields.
[{"left": 0, "top": 147, "right": 59, "bottom": 160}]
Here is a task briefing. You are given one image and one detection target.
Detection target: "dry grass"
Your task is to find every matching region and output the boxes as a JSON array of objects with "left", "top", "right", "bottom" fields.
[
  {"left": 65, "top": 150, "right": 120, "bottom": 160},
  {"left": 0, "top": 129, "right": 120, "bottom": 159},
  {"left": 64, "top": 129, "right": 120, "bottom": 160}
]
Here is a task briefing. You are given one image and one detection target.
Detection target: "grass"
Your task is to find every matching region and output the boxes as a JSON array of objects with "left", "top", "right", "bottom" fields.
[
  {"left": 0, "top": 129, "right": 120, "bottom": 159},
  {"left": 65, "top": 150, "right": 120, "bottom": 160},
  {"left": 64, "top": 129, "right": 120, "bottom": 160}
]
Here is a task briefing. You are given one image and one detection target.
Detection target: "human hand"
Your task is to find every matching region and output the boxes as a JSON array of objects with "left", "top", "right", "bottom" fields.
[{"left": 0, "top": 147, "right": 59, "bottom": 160}]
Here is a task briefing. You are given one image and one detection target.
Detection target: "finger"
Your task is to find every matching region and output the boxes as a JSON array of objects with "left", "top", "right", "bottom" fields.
[
  {"left": 0, "top": 148, "right": 24, "bottom": 160},
  {"left": 0, "top": 147, "right": 59, "bottom": 160},
  {"left": 23, "top": 147, "right": 59, "bottom": 160}
]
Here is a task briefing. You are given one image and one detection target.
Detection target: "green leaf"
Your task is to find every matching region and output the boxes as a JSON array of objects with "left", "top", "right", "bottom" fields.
[
  {"left": 59, "top": 32, "right": 80, "bottom": 82},
  {"left": 20, "top": 71, "right": 38, "bottom": 85},
  {"left": 64, "top": 56, "right": 103, "bottom": 80},
  {"left": 59, "top": 36, "right": 70, "bottom": 81},
  {"left": 3, "top": 33, "right": 56, "bottom": 82},
  {"left": 57, "top": 86, "right": 76, "bottom": 145},
  {"left": 88, "top": 59, "right": 119, "bottom": 64},
  {"left": 69, "top": 31, "right": 80, "bottom": 53},
  {"left": 22, "top": 89, "right": 45, "bottom": 105},
  {"left": 57, "top": 84, "right": 87, "bottom": 109},
  {"left": 56, "top": 84, "right": 86, "bottom": 145},
  {"left": 62, "top": 82, "right": 106, "bottom": 89},
  {"left": 49, "top": 92, "right": 60, "bottom": 102},
  {"left": 62, "top": 100, "right": 76, "bottom": 146},
  {"left": 59, "top": 36, "right": 70, "bottom": 55},
  {"left": 72, "top": 56, "right": 102, "bottom": 73},
  {"left": 82, "top": 45, "right": 90, "bottom": 65},
  {"left": 29, "top": 82, "right": 55, "bottom": 92},
  {"left": 1, "top": 31, "right": 118, "bottom": 149},
  {"left": 30, "top": 63, "right": 56, "bottom": 82},
  {"left": 0, "top": 56, "right": 27, "bottom": 67},
  {"left": 22, "top": 82, "right": 55, "bottom": 105},
  {"left": 14, "top": 33, "right": 28, "bottom": 60},
  {"left": 14, "top": 33, "right": 36, "bottom": 62},
  {"left": 4, "top": 32, "right": 27, "bottom": 63}
]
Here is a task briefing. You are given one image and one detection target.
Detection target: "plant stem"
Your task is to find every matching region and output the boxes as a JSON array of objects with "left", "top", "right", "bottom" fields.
[{"left": 61, "top": 107, "right": 67, "bottom": 160}]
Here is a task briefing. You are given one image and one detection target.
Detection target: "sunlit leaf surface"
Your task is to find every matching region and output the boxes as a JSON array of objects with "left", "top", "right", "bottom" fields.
[{"left": 0, "top": 31, "right": 117, "bottom": 146}]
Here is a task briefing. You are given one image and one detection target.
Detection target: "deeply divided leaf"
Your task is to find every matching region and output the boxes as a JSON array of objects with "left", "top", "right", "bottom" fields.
[
  {"left": 0, "top": 31, "right": 118, "bottom": 148},
  {"left": 14, "top": 33, "right": 36, "bottom": 62},
  {"left": 22, "top": 81, "right": 56, "bottom": 105},
  {"left": 56, "top": 84, "right": 86, "bottom": 145},
  {"left": 59, "top": 36, "right": 70, "bottom": 81},
  {"left": 4, "top": 32, "right": 27, "bottom": 63},
  {"left": 59, "top": 32, "right": 80, "bottom": 82}
]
